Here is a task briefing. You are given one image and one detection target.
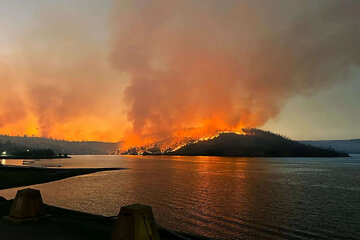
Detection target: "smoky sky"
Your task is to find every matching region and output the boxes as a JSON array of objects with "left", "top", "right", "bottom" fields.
[{"left": 0, "top": 0, "right": 359, "bottom": 142}]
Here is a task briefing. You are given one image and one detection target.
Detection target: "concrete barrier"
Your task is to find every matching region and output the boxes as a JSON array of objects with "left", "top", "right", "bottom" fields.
[
  {"left": 112, "top": 204, "right": 160, "bottom": 240},
  {"left": 3, "top": 188, "right": 45, "bottom": 223}
]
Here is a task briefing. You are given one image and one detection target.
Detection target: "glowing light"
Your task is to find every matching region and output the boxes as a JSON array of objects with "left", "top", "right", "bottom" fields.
[
  {"left": 2, "top": 151, "right": 6, "bottom": 155},
  {"left": 1, "top": 159, "right": 5, "bottom": 165}
]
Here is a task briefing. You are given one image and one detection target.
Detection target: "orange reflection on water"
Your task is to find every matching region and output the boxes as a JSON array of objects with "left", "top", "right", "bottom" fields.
[
  {"left": 0, "top": 159, "right": 24, "bottom": 166},
  {"left": 190, "top": 156, "right": 250, "bottom": 229}
]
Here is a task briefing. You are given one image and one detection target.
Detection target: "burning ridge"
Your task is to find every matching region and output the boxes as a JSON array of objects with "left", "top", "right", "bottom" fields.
[{"left": 120, "top": 129, "right": 348, "bottom": 157}]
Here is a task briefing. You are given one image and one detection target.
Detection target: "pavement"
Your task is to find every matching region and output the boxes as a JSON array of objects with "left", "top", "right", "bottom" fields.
[{"left": 0, "top": 198, "right": 215, "bottom": 240}]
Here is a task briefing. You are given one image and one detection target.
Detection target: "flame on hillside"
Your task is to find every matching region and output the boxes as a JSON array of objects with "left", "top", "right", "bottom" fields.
[{"left": 119, "top": 129, "right": 246, "bottom": 155}]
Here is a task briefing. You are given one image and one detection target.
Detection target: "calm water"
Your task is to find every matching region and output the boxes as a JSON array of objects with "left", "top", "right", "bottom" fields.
[{"left": 1, "top": 155, "right": 360, "bottom": 239}]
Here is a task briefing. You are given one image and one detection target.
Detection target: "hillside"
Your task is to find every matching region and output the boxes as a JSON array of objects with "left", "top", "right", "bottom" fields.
[
  {"left": 0, "top": 135, "right": 119, "bottom": 155},
  {"left": 167, "top": 129, "right": 348, "bottom": 157},
  {"left": 301, "top": 139, "right": 360, "bottom": 154}
]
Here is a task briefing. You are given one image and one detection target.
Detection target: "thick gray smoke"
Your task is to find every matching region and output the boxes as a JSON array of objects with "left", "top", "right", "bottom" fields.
[{"left": 110, "top": 0, "right": 360, "bottom": 146}]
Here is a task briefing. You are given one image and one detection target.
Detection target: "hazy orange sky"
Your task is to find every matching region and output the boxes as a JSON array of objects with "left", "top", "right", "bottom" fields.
[{"left": 0, "top": 0, "right": 359, "bottom": 143}]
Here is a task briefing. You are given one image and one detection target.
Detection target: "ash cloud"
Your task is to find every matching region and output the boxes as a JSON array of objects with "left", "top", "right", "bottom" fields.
[{"left": 110, "top": 0, "right": 360, "bottom": 145}]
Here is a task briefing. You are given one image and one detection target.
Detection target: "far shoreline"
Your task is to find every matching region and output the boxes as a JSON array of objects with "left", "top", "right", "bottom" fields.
[
  {"left": 0, "top": 155, "right": 71, "bottom": 159},
  {"left": 120, "top": 153, "right": 350, "bottom": 157}
]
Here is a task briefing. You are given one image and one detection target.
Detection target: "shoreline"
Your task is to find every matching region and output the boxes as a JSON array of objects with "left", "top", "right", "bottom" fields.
[
  {"left": 0, "top": 165, "right": 214, "bottom": 239},
  {"left": 0, "top": 165, "right": 125, "bottom": 190},
  {"left": 0, "top": 155, "right": 70, "bottom": 159},
  {"left": 121, "top": 153, "right": 350, "bottom": 157}
]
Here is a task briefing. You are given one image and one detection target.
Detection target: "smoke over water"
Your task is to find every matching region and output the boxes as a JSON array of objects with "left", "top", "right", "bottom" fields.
[{"left": 110, "top": 0, "right": 360, "bottom": 149}]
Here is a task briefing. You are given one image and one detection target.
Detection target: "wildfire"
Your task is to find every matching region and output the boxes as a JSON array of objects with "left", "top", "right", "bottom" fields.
[{"left": 119, "top": 129, "right": 246, "bottom": 155}]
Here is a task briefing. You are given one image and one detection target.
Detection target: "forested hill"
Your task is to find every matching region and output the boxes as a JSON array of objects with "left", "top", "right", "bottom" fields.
[
  {"left": 167, "top": 129, "right": 348, "bottom": 157},
  {"left": 0, "top": 135, "right": 119, "bottom": 155}
]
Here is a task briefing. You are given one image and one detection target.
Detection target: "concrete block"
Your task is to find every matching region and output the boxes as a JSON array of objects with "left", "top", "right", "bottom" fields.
[
  {"left": 3, "top": 188, "right": 45, "bottom": 223},
  {"left": 112, "top": 204, "right": 160, "bottom": 240}
]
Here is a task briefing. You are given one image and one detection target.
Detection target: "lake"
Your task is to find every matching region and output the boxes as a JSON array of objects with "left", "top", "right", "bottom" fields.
[{"left": 1, "top": 155, "right": 359, "bottom": 239}]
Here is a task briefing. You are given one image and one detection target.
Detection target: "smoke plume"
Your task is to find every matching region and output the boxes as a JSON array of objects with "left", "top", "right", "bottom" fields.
[{"left": 110, "top": 0, "right": 360, "bottom": 147}]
